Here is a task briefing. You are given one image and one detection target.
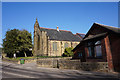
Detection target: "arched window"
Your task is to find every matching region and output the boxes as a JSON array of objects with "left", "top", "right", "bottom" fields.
[
  {"left": 37, "top": 35, "right": 40, "bottom": 50},
  {"left": 64, "top": 43, "right": 68, "bottom": 49},
  {"left": 53, "top": 42, "right": 57, "bottom": 51}
]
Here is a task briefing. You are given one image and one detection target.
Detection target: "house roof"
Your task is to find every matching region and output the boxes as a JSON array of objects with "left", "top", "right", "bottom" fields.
[
  {"left": 76, "top": 33, "right": 85, "bottom": 38},
  {"left": 84, "top": 23, "right": 120, "bottom": 39},
  {"left": 95, "top": 23, "right": 120, "bottom": 33},
  {"left": 73, "top": 23, "right": 120, "bottom": 51},
  {"left": 83, "top": 32, "right": 107, "bottom": 41},
  {"left": 40, "top": 27, "right": 82, "bottom": 41},
  {"left": 73, "top": 32, "right": 108, "bottom": 51}
]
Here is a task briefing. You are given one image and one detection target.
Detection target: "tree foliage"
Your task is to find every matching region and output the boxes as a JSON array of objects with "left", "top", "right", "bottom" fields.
[
  {"left": 2, "top": 29, "right": 32, "bottom": 57},
  {"left": 62, "top": 47, "right": 74, "bottom": 57}
]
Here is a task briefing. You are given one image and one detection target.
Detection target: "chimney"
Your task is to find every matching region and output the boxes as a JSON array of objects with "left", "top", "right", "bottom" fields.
[{"left": 57, "top": 26, "right": 59, "bottom": 31}]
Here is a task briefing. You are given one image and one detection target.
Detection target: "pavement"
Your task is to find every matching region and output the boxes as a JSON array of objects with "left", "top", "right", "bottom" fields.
[{"left": 1, "top": 61, "right": 120, "bottom": 80}]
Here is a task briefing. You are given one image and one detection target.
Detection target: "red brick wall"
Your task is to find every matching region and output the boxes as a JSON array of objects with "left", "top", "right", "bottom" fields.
[
  {"left": 109, "top": 34, "right": 120, "bottom": 71},
  {"left": 73, "top": 44, "right": 86, "bottom": 62},
  {"left": 101, "top": 39, "right": 107, "bottom": 62}
]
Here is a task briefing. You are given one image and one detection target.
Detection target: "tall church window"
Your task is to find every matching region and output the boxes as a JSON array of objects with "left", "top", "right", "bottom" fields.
[
  {"left": 37, "top": 35, "right": 40, "bottom": 50},
  {"left": 64, "top": 43, "right": 68, "bottom": 49},
  {"left": 53, "top": 42, "right": 57, "bottom": 51}
]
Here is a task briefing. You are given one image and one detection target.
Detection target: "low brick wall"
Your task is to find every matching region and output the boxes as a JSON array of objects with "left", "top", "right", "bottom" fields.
[
  {"left": 59, "top": 60, "right": 108, "bottom": 71},
  {"left": 2, "top": 58, "right": 19, "bottom": 64},
  {"left": 18, "top": 58, "right": 37, "bottom": 64},
  {"left": 37, "top": 57, "right": 71, "bottom": 68},
  {"left": 24, "top": 58, "right": 37, "bottom": 63},
  {"left": 80, "top": 62, "right": 108, "bottom": 71},
  {"left": 37, "top": 58, "right": 57, "bottom": 68},
  {"left": 37, "top": 58, "right": 109, "bottom": 72},
  {"left": 58, "top": 59, "right": 81, "bottom": 69}
]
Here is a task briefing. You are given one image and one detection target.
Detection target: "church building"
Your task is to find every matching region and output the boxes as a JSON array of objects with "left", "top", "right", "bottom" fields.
[{"left": 33, "top": 18, "right": 84, "bottom": 56}]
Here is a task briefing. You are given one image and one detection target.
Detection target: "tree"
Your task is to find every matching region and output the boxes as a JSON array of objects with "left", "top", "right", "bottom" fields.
[
  {"left": 2, "top": 29, "right": 32, "bottom": 58},
  {"left": 3, "top": 29, "right": 20, "bottom": 57},
  {"left": 62, "top": 47, "right": 74, "bottom": 57},
  {"left": 17, "top": 30, "right": 32, "bottom": 57}
]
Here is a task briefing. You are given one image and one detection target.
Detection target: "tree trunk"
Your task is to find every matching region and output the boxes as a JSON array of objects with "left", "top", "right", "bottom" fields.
[
  {"left": 24, "top": 52, "right": 27, "bottom": 57},
  {"left": 13, "top": 53, "right": 16, "bottom": 58}
]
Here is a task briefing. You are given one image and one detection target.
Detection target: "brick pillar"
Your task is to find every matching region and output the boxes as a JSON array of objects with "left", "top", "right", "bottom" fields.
[{"left": 104, "top": 35, "right": 114, "bottom": 72}]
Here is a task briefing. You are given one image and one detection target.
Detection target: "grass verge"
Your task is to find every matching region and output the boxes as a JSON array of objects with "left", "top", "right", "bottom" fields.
[
  {"left": 36, "top": 56, "right": 64, "bottom": 58},
  {"left": 4, "top": 57, "right": 35, "bottom": 61}
]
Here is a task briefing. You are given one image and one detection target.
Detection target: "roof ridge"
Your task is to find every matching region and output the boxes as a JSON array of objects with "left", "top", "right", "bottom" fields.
[
  {"left": 94, "top": 23, "right": 119, "bottom": 29},
  {"left": 74, "top": 34, "right": 77, "bottom": 35},
  {"left": 40, "top": 27, "right": 71, "bottom": 32},
  {"left": 76, "top": 33, "right": 85, "bottom": 35},
  {"left": 60, "top": 30, "right": 71, "bottom": 32},
  {"left": 40, "top": 27, "right": 56, "bottom": 30}
]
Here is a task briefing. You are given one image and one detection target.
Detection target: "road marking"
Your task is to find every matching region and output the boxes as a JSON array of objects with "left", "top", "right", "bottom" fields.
[{"left": 2, "top": 71, "right": 36, "bottom": 78}]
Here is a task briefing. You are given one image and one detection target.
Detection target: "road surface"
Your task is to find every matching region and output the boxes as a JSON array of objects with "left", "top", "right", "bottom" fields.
[{"left": 1, "top": 61, "right": 120, "bottom": 80}]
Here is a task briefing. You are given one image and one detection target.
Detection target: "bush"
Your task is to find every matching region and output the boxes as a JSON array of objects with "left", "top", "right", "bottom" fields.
[{"left": 62, "top": 47, "right": 74, "bottom": 57}]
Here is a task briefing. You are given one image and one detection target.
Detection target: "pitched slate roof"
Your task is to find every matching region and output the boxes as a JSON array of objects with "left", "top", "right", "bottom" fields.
[
  {"left": 76, "top": 33, "right": 85, "bottom": 38},
  {"left": 74, "top": 34, "right": 83, "bottom": 41},
  {"left": 40, "top": 27, "right": 82, "bottom": 41}
]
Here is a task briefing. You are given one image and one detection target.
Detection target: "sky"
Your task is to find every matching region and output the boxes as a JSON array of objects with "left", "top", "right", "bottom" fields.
[{"left": 1, "top": 2, "right": 119, "bottom": 47}]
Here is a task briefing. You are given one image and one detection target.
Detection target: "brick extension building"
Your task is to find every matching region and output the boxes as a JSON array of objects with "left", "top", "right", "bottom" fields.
[
  {"left": 34, "top": 18, "right": 84, "bottom": 57},
  {"left": 73, "top": 23, "right": 120, "bottom": 72}
]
